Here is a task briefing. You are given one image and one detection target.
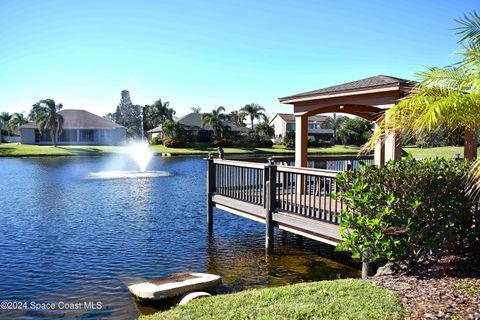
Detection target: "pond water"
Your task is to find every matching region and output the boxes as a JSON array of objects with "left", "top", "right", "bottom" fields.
[{"left": 0, "top": 156, "right": 359, "bottom": 319}]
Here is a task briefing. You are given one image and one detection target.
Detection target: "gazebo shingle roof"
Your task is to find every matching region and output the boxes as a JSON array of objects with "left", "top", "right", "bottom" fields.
[{"left": 279, "top": 75, "right": 415, "bottom": 102}]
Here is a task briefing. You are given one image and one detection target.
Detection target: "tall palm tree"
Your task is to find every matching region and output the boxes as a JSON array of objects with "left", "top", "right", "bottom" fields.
[
  {"left": 202, "top": 106, "right": 226, "bottom": 138},
  {"left": 364, "top": 11, "right": 480, "bottom": 196},
  {"left": 240, "top": 103, "right": 266, "bottom": 130},
  {"left": 0, "top": 112, "right": 12, "bottom": 143},
  {"left": 30, "top": 99, "right": 64, "bottom": 146}
]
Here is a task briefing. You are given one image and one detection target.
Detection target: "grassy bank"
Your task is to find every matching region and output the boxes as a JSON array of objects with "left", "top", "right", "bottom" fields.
[
  {"left": 0, "top": 143, "right": 361, "bottom": 157},
  {"left": 140, "top": 279, "right": 403, "bottom": 320},
  {"left": 150, "top": 144, "right": 361, "bottom": 156},
  {"left": 0, "top": 143, "right": 476, "bottom": 159}
]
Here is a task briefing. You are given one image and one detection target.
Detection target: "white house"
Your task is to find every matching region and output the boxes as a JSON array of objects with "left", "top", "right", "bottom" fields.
[
  {"left": 20, "top": 109, "right": 126, "bottom": 145},
  {"left": 269, "top": 113, "right": 334, "bottom": 143}
]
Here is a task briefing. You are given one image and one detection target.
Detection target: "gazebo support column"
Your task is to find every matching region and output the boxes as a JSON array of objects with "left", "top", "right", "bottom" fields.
[
  {"left": 374, "top": 124, "right": 385, "bottom": 166},
  {"left": 384, "top": 131, "right": 402, "bottom": 162},
  {"left": 295, "top": 114, "right": 308, "bottom": 167},
  {"left": 464, "top": 126, "right": 477, "bottom": 160}
]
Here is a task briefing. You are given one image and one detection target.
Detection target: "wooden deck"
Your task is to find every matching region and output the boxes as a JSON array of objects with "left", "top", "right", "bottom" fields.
[{"left": 205, "top": 156, "right": 365, "bottom": 248}]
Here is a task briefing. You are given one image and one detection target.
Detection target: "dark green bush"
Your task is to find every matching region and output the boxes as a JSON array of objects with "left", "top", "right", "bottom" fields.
[
  {"left": 283, "top": 131, "right": 295, "bottom": 148},
  {"left": 151, "top": 136, "right": 163, "bottom": 145},
  {"left": 335, "top": 157, "right": 479, "bottom": 264}
]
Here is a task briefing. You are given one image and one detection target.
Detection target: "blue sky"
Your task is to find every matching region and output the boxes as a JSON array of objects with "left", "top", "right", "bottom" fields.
[{"left": 0, "top": 0, "right": 478, "bottom": 118}]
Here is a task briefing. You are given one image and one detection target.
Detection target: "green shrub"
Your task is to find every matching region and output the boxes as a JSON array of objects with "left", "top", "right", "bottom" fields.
[
  {"left": 151, "top": 136, "right": 163, "bottom": 145},
  {"left": 283, "top": 131, "right": 295, "bottom": 148},
  {"left": 256, "top": 139, "right": 273, "bottom": 148},
  {"left": 335, "top": 157, "right": 479, "bottom": 264}
]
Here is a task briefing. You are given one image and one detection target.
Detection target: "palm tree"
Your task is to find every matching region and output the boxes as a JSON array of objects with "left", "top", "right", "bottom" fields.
[
  {"left": 240, "top": 103, "right": 266, "bottom": 130},
  {"left": 191, "top": 107, "right": 202, "bottom": 113},
  {"left": 227, "top": 110, "right": 246, "bottom": 127},
  {"left": 323, "top": 113, "right": 349, "bottom": 144},
  {"left": 364, "top": 11, "right": 480, "bottom": 196},
  {"left": 0, "top": 112, "right": 12, "bottom": 143},
  {"left": 11, "top": 112, "right": 28, "bottom": 133},
  {"left": 202, "top": 106, "right": 226, "bottom": 138},
  {"left": 30, "top": 99, "right": 64, "bottom": 146}
]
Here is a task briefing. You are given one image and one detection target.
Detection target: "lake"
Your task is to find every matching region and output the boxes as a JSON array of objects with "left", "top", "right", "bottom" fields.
[{"left": 0, "top": 155, "right": 359, "bottom": 319}]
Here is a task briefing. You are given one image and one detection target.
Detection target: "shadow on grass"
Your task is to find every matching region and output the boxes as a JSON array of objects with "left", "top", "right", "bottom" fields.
[{"left": 57, "top": 147, "right": 109, "bottom": 154}]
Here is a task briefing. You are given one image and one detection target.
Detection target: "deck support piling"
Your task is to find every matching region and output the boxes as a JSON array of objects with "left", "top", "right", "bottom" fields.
[
  {"left": 206, "top": 155, "right": 215, "bottom": 234},
  {"left": 265, "top": 158, "right": 277, "bottom": 253}
]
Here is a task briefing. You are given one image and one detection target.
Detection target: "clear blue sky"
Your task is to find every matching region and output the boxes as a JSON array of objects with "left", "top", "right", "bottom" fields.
[{"left": 0, "top": 0, "right": 478, "bottom": 118}]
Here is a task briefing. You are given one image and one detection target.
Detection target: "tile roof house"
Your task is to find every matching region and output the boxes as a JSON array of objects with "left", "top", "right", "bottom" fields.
[
  {"left": 269, "top": 113, "right": 334, "bottom": 143},
  {"left": 20, "top": 109, "right": 126, "bottom": 145}
]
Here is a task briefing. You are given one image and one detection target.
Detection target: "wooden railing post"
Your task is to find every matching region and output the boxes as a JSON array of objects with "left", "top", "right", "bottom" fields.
[
  {"left": 265, "top": 158, "right": 276, "bottom": 253},
  {"left": 206, "top": 154, "right": 215, "bottom": 234}
]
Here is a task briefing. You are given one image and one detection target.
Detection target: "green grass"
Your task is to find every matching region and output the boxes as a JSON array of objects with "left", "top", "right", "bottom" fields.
[
  {"left": 0, "top": 143, "right": 475, "bottom": 159},
  {"left": 140, "top": 279, "right": 403, "bottom": 320},
  {"left": 0, "top": 143, "right": 119, "bottom": 157},
  {"left": 0, "top": 143, "right": 361, "bottom": 157},
  {"left": 150, "top": 144, "right": 361, "bottom": 156},
  {"left": 404, "top": 146, "right": 479, "bottom": 159}
]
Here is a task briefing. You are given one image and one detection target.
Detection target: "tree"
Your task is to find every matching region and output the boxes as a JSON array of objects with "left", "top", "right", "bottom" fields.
[
  {"left": 143, "top": 99, "right": 175, "bottom": 134},
  {"left": 363, "top": 11, "right": 480, "bottom": 196},
  {"left": 255, "top": 121, "right": 275, "bottom": 139},
  {"left": 227, "top": 110, "right": 246, "bottom": 127},
  {"left": 29, "top": 99, "right": 64, "bottom": 146},
  {"left": 111, "top": 90, "right": 142, "bottom": 138},
  {"left": 337, "top": 118, "right": 373, "bottom": 146},
  {"left": 191, "top": 107, "right": 201, "bottom": 113},
  {"left": 0, "top": 112, "right": 12, "bottom": 142},
  {"left": 202, "top": 106, "right": 226, "bottom": 139},
  {"left": 240, "top": 103, "right": 266, "bottom": 130},
  {"left": 162, "top": 120, "right": 185, "bottom": 139},
  {"left": 11, "top": 112, "right": 28, "bottom": 134},
  {"left": 323, "top": 113, "right": 349, "bottom": 143}
]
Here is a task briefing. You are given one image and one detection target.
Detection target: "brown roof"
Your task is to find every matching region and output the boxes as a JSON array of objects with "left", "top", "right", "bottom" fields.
[
  {"left": 272, "top": 113, "right": 328, "bottom": 123},
  {"left": 279, "top": 75, "right": 415, "bottom": 102},
  {"left": 20, "top": 109, "right": 125, "bottom": 129}
]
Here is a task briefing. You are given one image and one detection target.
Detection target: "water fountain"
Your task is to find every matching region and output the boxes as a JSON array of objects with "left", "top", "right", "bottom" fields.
[{"left": 85, "top": 142, "right": 171, "bottom": 180}]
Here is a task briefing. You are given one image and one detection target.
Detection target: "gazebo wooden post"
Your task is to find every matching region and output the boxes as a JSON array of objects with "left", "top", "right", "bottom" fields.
[
  {"left": 384, "top": 130, "right": 402, "bottom": 162},
  {"left": 295, "top": 114, "right": 308, "bottom": 194},
  {"left": 464, "top": 126, "right": 477, "bottom": 160},
  {"left": 374, "top": 123, "right": 385, "bottom": 166},
  {"left": 295, "top": 113, "right": 308, "bottom": 168}
]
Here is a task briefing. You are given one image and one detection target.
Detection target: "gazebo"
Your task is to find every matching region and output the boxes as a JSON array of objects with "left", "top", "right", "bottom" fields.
[{"left": 278, "top": 75, "right": 416, "bottom": 167}]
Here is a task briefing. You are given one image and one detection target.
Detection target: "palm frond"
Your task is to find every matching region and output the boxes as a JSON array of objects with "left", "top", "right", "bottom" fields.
[{"left": 455, "top": 11, "right": 480, "bottom": 45}]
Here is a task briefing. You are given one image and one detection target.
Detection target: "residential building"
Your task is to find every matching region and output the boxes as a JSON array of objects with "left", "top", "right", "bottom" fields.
[
  {"left": 269, "top": 113, "right": 334, "bottom": 143},
  {"left": 147, "top": 112, "right": 249, "bottom": 142},
  {"left": 20, "top": 109, "right": 126, "bottom": 145}
]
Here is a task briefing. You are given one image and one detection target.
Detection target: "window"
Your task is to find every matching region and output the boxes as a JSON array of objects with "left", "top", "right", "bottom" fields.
[
  {"left": 34, "top": 129, "right": 50, "bottom": 142},
  {"left": 79, "top": 130, "right": 95, "bottom": 142},
  {"left": 59, "top": 129, "right": 77, "bottom": 142},
  {"left": 286, "top": 123, "right": 295, "bottom": 131}
]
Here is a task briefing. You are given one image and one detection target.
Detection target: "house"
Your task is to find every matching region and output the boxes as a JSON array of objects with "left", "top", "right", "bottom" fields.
[
  {"left": 147, "top": 112, "right": 249, "bottom": 142},
  {"left": 269, "top": 113, "right": 334, "bottom": 143},
  {"left": 20, "top": 109, "right": 126, "bottom": 145}
]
